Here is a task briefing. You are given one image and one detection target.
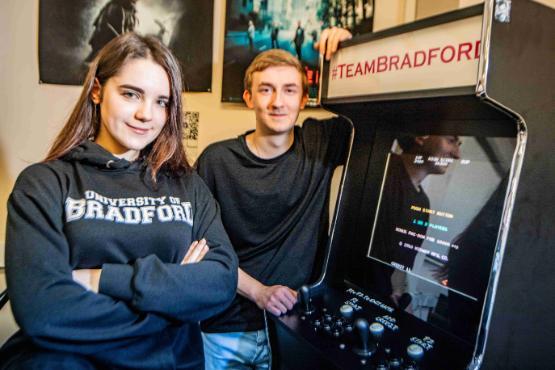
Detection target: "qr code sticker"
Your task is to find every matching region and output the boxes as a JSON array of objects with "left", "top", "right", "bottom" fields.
[{"left": 184, "top": 111, "right": 199, "bottom": 146}]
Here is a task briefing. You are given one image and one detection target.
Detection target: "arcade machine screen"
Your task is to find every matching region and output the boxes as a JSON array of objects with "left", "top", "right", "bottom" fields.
[{"left": 355, "top": 132, "right": 515, "bottom": 344}]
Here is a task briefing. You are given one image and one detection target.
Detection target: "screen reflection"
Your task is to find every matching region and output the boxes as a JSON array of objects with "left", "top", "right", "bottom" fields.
[{"left": 365, "top": 134, "right": 515, "bottom": 342}]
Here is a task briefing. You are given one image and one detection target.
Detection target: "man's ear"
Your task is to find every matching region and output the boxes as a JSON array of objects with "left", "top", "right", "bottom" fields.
[
  {"left": 414, "top": 135, "right": 430, "bottom": 146},
  {"left": 91, "top": 78, "right": 102, "bottom": 104},
  {"left": 242, "top": 89, "right": 254, "bottom": 108},
  {"left": 299, "top": 94, "right": 309, "bottom": 109}
]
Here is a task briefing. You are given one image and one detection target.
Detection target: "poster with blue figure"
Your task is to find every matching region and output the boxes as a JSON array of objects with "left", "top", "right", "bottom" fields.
[{"left": 222, "top": 0, "right": 374, "bottom": 106}]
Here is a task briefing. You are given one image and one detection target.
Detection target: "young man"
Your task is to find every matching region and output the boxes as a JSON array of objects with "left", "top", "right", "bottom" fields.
[{"left": 197, "top": 29, "right": 351, "bottom": 369}]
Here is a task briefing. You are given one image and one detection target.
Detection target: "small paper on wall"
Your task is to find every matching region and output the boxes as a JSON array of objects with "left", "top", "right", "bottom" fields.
[{"left": 184, "top": 111, "right": 199, "bottom": 148}]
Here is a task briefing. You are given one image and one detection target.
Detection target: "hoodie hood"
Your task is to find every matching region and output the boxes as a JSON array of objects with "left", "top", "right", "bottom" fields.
[{"left": 63, "top": 141, "right": 143, "bottom": 171}]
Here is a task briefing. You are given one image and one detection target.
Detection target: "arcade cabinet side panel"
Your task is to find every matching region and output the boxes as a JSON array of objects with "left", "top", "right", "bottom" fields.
[{"left": 480, "top": 1, "right": 555, "bottom": 369}]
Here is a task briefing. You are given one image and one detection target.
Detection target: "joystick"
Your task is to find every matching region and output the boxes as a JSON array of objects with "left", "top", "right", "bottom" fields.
[
  {"left": 299, "top": 285, "right": 315, "bottom": 315},
  {"left": 353, "top": 318, "right": 376, "bottom": 357}
]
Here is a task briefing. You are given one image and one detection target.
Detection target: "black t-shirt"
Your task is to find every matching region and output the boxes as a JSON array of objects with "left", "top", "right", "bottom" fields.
[{"left": 197, "top": 117, "right": 351, "bottom": 332}]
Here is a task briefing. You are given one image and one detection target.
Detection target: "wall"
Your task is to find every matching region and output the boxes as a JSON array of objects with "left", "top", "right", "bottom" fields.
[{"left": 417, "top": 0, "right": 461, "bottom": 19}]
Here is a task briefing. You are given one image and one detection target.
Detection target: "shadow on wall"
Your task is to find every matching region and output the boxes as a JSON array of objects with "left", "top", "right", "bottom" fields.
[
  {"left": 0, "top": 269, "right": 18, "bottom": 346},
  {"left": 0, "top": 147, "right": 21, "bottom": 344}
]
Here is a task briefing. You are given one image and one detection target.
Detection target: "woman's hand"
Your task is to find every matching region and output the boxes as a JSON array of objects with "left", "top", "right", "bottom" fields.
[
  {"left": 72, "top": 269, "right": 102, "bottom": 293},
  {"left": 71, "top": 239, "right": 208, "bottom": 293},
  {"left": 181, "top": 238, "right": 209, "bottom": 265}
]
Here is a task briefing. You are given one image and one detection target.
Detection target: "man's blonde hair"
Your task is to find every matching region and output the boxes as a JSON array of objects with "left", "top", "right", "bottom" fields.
[{"left": 243, "top": 49, "right": 309, "bottom": 96}]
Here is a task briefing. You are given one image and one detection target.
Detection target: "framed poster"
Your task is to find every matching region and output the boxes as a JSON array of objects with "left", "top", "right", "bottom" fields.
[
  {"left": 221, "top": 0, "right": 374, "bottom": 106},
  {"left": 38, "top": 0, "right": 214, "bottom": 92}
]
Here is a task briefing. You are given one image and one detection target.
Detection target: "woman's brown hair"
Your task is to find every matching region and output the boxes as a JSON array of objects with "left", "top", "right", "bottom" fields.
[{"left": 45, "top": 32, "right": 190, "bottom": 180}]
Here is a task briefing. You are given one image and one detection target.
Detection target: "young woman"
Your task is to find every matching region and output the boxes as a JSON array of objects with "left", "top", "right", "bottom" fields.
[{"left": 0, "top": 33, "right": 237, "bottom": 369}]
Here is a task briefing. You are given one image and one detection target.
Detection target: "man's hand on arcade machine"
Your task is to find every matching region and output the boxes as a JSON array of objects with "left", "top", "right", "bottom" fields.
[
  {"left": 315, "top": 27, "right": 353, "bottom": 61},
  {"left": 254, "top": 284, "right": 298, "bottom": 316}
]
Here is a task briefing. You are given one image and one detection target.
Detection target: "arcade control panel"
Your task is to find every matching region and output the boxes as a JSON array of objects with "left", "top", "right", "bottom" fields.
[{"left": 274, "top": 284, "right": 472, "bottom": 370}]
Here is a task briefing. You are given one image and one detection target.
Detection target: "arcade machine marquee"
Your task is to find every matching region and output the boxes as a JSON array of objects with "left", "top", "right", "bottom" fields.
[{"left": 272, "top": 1, "right": 554, "bottom": 370}]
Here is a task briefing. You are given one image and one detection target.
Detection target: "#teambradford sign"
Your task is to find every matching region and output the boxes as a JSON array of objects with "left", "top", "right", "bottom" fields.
[
  {"left": 38, "top": 0, "right": 214, "bottom": 92},
  {"left": 326, "top": 15, "right": 483, "bottom": 98}
]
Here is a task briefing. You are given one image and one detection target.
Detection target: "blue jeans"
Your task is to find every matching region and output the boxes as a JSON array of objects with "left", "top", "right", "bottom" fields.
[{"left": 202, "top": 330, "right": 270, "bottom": 370}]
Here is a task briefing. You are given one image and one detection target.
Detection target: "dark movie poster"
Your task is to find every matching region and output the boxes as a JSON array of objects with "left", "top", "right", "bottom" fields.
[
  {"left": 39, "top": 0, "right": 213, "bottom": 92},
  {"left": 221, "top": 0, "right": 374, "bottom": 105}
]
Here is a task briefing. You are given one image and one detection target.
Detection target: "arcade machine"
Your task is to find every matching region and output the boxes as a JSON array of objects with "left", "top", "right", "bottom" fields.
[{"left": 272, "top": 1, "right": 554, "bottom": 369}]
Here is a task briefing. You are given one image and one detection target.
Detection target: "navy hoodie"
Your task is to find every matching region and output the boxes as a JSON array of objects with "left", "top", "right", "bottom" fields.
[{"left": 0, "top": 142, "right": 238, "bottom": 369}]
